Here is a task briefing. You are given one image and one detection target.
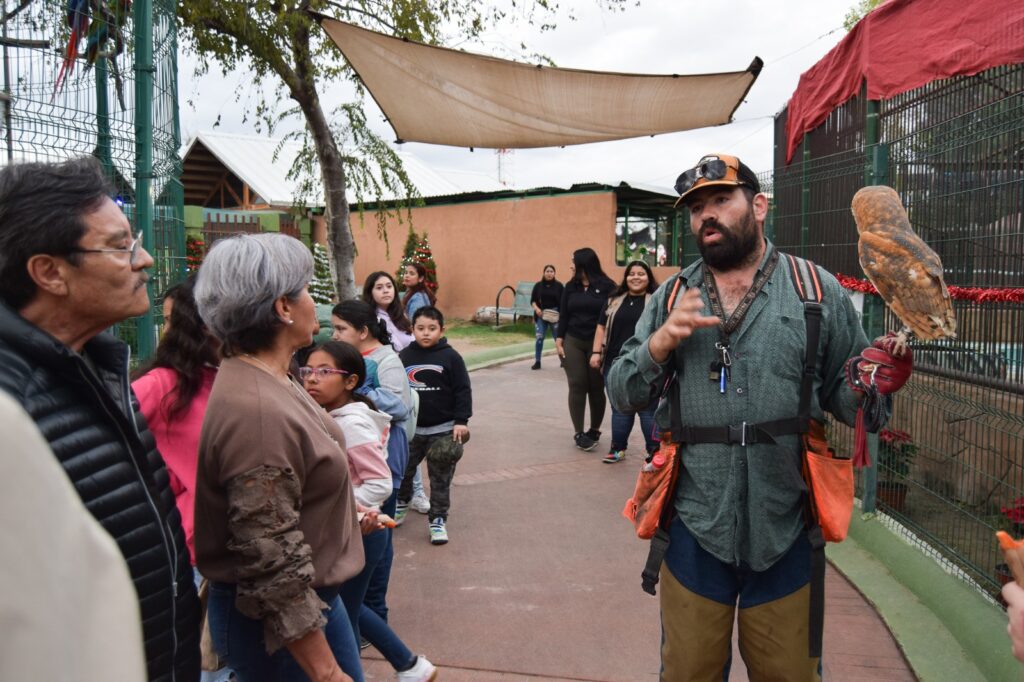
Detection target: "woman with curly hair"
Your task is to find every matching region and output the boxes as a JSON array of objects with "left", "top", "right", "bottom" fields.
[{"left": 362, "top": 271, "right": 413, "bottom": 352}]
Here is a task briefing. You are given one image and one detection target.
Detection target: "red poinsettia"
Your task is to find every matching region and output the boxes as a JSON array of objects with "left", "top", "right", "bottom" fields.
[{"left": 1002, "top": 498, "right": 1024, "bottom": 527}]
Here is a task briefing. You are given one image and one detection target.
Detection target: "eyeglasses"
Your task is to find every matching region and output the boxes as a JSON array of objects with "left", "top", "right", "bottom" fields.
[
  {"left": 299, "top": 366, "right": 351, "bottom": 381},
  {"left": 68, "top": 232, "right": 145, "bottom": 267}
]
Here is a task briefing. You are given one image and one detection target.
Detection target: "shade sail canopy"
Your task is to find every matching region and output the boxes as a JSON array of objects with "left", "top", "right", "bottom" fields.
[{"left": 319, "top": 17, "right": 761, "bottom": 150}]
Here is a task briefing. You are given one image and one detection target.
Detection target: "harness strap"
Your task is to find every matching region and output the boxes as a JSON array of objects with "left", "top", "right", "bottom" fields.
[
  {"left": 639, "top": 362, "right": 685, "bottom": 596},
  {"left": 808, "top": 524, "right": 826, "bottom": 658}
]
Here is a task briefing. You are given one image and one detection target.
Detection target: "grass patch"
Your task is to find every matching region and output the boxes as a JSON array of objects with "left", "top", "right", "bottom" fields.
[{"left": 445, "top": 318, "right": 536, "bottom": 347}]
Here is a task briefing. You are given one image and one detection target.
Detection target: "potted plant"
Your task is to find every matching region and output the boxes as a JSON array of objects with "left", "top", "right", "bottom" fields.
[{"left": 876, "top": 428, "right": 917, "bottom": 512}]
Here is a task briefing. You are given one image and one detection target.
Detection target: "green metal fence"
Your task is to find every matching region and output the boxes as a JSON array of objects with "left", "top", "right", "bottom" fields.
[
  {"left": 769, "top": 62, "right": 1024, "bottom": 598},
  {"left": 1, "top": 0, "right": 183, "bottom": 359}
]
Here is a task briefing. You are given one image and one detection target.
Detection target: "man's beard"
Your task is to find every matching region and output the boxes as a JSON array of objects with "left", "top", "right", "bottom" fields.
[{"left": 696, "top": 209, "right": 760, "bottom": 271}]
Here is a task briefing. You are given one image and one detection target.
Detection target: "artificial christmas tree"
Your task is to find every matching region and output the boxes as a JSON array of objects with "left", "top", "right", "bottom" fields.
[{"left": 309, "top": 242, "right": 335, "bottom": 304}]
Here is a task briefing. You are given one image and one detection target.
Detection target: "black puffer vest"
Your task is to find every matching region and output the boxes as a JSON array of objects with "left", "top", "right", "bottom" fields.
[{"left": 0, "top": 302, "right": 200, "bottom": 682}]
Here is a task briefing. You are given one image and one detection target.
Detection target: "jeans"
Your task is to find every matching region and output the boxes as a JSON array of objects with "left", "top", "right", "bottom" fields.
[
  {"left": 207, "top": 582, "right": 364, "bottom": 682},
  {"left": 412, "top": 467, "right": 426, "bottom": 499},
  {"left": 338, "top": 519, "right": 416, "bottom": 672},
  {"left": 604, "top": 365, "right": 658, "bottom": 454},
  {"left": 534, "top": 317, "right": 557, "bottom": 363},
  {"left": 363, "top": 491, "right": 397, "bottom": 622},
  {"left": 194, "top": 569, "right": 235, "bottom": 682}
]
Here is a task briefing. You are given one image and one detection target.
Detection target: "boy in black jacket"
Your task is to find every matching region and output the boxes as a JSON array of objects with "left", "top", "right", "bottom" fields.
[{"left": 398, "top": 306, "right": 473, "bottom": 545}]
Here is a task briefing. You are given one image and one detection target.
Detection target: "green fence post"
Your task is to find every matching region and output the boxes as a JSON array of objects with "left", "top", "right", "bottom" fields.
[
  {"left": 800, "top": 145, "right": 810, "bottom": 257},
  {"left": 95, "top": 57, "right": 113, "bottom": 175},
  {"left": 133, "top": 0, "right": 155, "bottom": 360},
  {"left": 861, "top": 90, "right": 889, "bottom": 512}
]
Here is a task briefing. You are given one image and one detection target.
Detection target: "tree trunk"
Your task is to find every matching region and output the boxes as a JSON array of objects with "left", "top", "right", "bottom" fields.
[{"left": 294, "top": 92, "right": 356, "bottom": 301}]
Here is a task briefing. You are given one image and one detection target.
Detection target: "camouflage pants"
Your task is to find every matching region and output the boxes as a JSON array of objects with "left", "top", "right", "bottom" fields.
[{"left": 398, "top": 432, "right": 462, "bottom": 521}]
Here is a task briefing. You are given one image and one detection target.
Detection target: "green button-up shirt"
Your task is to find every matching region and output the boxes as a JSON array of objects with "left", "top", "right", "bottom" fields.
[{"left": 607, "top": 241, "right": 871, "bottom": 571}]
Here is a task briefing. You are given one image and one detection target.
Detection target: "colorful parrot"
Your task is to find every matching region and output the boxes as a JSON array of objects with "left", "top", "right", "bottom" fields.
[
  {"left": 53, "top": 0, "right": 131, "bottom": 108},
  {"left": 53, "top": 0, "right": 91, "bottom": 97}
]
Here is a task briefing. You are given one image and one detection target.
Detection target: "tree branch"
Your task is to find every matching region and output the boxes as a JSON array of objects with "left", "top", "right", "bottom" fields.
[
  {"left": 318, "top": 0, "right": 400, "bottom": 34},
  {"left": 1, "top": 0, "right": 33, "bottom": 25}
]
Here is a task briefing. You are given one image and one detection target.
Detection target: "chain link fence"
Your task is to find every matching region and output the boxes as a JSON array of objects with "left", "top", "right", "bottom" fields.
[{"left": 769, "top": 62, "right": 1024, "bottom": 598}]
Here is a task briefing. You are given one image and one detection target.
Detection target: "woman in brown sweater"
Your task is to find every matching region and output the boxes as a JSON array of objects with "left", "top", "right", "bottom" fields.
[{"left": 194, "top": 233, "right": 370, "bottom": 682}]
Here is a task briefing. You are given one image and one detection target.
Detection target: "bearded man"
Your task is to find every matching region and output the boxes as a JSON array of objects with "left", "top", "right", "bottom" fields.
[{"left": 607, "top": 154, "right": 910, "bottom": 680}]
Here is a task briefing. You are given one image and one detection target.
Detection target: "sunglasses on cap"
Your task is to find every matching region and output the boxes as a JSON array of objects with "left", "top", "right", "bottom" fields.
[{"left": 673, "top": 154, "right": 759, "bottom": 202}]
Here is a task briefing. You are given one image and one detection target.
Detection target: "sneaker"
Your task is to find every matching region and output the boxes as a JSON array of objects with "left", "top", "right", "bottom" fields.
[
  {"left": 603, "top": 450, "right": 625, "bottom": 464},
  {"left": 531, "top": 361, "right": 541, "bottom": 370},
  {"left": 574, "top": 432, "right": 597, "bottom": 451},
  {"left": 410, "top": 493, "right": 431, "bottom": 514},
  {"left": 397, "top": 655, "right": 437, "bottom": 681},
  {"left": 359, "top": 637, "right": 371, "bottom": 650},
  {"left": 394, "top": 501, "right": 409, "bottom": 526},
  {"left": 585, "top": 428, "right": 602, "bottom": 442},
  {"left": 429, "top": 517, "right": 449, "bottom": 545}
]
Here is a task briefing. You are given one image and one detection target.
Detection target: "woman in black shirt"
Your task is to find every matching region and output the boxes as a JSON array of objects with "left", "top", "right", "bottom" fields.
[
  {"left": 530, "top": 265, "right": 563, "bottom": 370},
  {"left": 556, "top": 248, "right": 615, "bottom": 451},
  {"left": 590, "top": 260, "right": 659, "bottom": 463}
]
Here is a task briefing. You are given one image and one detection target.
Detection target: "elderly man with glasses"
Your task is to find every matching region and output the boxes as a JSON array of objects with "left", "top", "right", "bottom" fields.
[
  {"left": 608, "top": 153, "right": 911, "bottom": 681},
  {"left": 0, "top": 157, "right": 201, "bottom": 682}
]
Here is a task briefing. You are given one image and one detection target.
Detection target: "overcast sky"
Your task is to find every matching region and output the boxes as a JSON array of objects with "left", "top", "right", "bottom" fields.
[{"left": 179, "top": 0, "right": 859, "bottom": 193}]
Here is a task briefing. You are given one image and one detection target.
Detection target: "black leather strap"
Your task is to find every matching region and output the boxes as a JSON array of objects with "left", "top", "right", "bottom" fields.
[{"left": 808, "top": 524, "right": 826, "bottom": 658}]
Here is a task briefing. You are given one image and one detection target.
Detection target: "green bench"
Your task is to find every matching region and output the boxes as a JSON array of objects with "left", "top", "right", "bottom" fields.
[{"left": 494, "top": 280, "right": 536, "bottom": 327}]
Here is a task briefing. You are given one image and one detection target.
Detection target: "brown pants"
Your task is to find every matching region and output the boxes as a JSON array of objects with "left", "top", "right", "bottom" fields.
[{"left": 659, "top": 565, "right": 822, "bottom": 682}]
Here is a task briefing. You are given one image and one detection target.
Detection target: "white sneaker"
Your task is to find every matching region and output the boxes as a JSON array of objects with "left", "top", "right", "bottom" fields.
[
  {"left": 410, "top": 493, "right": 431, "bottom": 514},
  {"left": 429, "top": 517, "right": 449, "bottom": 545},
  {"left": 396, "top": 655, "right": 437, "bottom": 681}
]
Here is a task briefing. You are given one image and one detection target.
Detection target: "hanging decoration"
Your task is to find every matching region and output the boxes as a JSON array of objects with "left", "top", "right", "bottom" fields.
[{"left": 836, "top": 273, "right": 1024, "bottom": 304}]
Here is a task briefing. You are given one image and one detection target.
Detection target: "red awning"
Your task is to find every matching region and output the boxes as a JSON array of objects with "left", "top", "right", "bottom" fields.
[{"left": 784, "top": 0, "right": 1024, "bottom": 163}]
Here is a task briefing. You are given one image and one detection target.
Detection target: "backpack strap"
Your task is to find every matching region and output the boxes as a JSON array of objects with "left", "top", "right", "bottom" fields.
[{"left": 783, "top": 252, "right": 828, "bottom": 659}]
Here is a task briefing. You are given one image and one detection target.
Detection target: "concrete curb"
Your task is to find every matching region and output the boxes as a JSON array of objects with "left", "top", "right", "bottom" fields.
[
  {"left": 463, "top": 340, "right": 557, "bottom": 372},
  {"left": 827, "top": 511, "right": 1015, "bottom": 681}
]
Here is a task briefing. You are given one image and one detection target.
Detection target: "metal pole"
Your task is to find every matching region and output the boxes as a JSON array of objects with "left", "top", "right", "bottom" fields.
[
  {"left": 133, "top": 0, "right": 155, "bottom": 359},
  {"left": 95, "top": 56, "right": 112, "bottom": 175},
  {"left": 800, "top": 145, "right": 809, "bottom": 257},
  {"left": 862, "top": 85, "right": 886, "bottom": 512}
]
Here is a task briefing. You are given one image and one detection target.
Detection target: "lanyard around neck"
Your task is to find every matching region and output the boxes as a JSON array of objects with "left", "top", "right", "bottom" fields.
[{"left": 702, "top": 247, "right": 780, "bottom": 342}]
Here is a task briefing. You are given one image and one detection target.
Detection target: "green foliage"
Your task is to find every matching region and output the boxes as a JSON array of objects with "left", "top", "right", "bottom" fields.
[
  {"left": 843, "top": 0, "right": 885, "bottom": 31},
  {"left": 309, "top": 242, "right": 335, "bottom": 303},
  {"left": 878, "top": 428, "right": 917, "bottom": 482}
]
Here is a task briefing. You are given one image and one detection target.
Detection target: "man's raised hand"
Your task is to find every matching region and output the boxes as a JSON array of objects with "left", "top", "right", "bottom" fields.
[{"left": 648, "top": 287, "right": 720, "bottom": 363}]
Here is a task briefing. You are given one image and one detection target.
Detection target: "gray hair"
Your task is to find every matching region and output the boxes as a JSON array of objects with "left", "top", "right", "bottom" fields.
[{"left": 194, "top": 233, "right": 313, "bottom": 355}]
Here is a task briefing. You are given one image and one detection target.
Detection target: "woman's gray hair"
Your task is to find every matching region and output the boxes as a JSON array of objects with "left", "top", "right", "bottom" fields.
[{"left": 194, "top": 233, "right": 314, "bottom": 355}]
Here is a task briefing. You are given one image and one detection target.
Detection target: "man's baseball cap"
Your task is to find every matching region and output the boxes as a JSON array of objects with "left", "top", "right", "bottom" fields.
[{"left": 673, "top": 153, "right": 761, "bottom": 207}]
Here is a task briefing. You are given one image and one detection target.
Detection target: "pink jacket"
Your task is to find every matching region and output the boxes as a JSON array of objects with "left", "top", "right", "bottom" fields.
[
  {"left": 329, "top": 401, "right": 393, "bottom": 508},
  {"left": 132, "top": 366, "right": 216, "bottom": 564}
]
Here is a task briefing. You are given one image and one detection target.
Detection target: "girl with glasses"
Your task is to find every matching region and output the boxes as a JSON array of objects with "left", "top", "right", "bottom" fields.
[{"left": 303, "top": 341, "right": 437, "bottom": 682}]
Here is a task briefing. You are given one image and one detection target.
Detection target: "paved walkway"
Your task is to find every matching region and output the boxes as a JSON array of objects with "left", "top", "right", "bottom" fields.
[{"left": 361, "top": 357, "right": 917, "bottom": 681}]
